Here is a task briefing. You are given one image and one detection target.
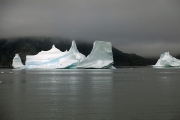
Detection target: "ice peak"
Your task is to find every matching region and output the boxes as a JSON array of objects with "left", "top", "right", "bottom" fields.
[
  {"left": 69, "top": 40, "right": 77, "bottom": 51},
  {"left": 69, "top": 40, "right": 85, "bottom": 61},
  {"left": 52, "top": 45, "right": 56, "bottom": 49}
]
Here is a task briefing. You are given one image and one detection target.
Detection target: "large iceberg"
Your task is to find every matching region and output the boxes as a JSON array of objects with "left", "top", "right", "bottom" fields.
[
  {"left": 12, "top": 54, "right": 25, "bottom": 68},
  {"left": 77, "top": 41, "right": 114, "bottom": 69},
  {"left": 153, "top": 52, "right": 180, "bottom": 67},
  {"left": 12, "top": 40, "right": 115, "bottom": 69},
  {"left": 25, "top": 40, "right": 85, "bottom": 69}
]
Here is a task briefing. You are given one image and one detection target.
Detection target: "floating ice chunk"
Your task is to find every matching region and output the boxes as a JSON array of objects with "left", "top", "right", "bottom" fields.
[
  {"left": 12, "top": 54, "right": 25, "bottom": 69},
  {"left": 153, "top": 52, "right": 180, "bottom": 67},
  {"left": 77, "top": 41, "right": 114, "bottom": 69}
]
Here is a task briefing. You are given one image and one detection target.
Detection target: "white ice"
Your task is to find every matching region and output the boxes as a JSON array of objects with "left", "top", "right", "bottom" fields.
[
  {"left": 77, "top": 41, "right": 114, "bottom": 69},
  {"left": 26, "top": 40, "right": 85, "bottom": 69},
  {"left": 153, "top": 52, "right": 180, "bottom": 67},
  {"left": 12, "top": 54, "right": 25, "bottom": 68},
  {"left": 12, "top": 40, "right": 115, "bottom": 69}
]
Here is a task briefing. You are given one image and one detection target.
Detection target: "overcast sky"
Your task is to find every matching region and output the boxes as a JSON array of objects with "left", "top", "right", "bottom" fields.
[{"left": 0, "top": 0, "right": 180, "bottom": 57}]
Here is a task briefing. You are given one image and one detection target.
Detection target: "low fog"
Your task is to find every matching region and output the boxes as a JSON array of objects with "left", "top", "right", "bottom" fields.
[{"left": 0, "top": 0, "right": 180, "bottom": 57}]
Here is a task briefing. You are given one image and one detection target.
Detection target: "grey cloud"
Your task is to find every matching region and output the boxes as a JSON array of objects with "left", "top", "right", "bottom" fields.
[
  {"left": 119, "top": 42, "right": 180, "bottom": 57},
  {"left": 0, "top": 0, "right": 180, "bottom": 56}
]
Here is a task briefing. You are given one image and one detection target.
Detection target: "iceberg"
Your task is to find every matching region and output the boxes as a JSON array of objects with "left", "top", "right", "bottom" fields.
[
  {"left": 12, "top": 54, "right": 25, "bottom": 68},
  {"left": 77, "top": 41, "right": 114, "bottom": 69},
  {"left": 12, "top": 40, "right": 115, "bottom": 69},
  {"left": 153, "top": 52, "right": 180, "bottom": 67}
]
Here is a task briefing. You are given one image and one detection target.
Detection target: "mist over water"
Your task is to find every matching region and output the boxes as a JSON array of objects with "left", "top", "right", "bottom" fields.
[{"left": 0, "top": 68, "right": 180, "bottom": 120}]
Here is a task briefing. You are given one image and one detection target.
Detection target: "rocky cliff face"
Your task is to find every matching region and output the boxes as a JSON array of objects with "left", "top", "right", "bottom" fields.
[{"left": 0, "top": 37, "right": 156, "bottom": 67}]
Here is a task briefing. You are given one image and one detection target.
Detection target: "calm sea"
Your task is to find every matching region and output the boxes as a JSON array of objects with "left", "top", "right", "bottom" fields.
[{"left": 0, "top": 68, "right": 180, "bottom": 120}]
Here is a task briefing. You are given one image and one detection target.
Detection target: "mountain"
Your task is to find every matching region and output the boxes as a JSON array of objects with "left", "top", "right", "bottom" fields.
[
  {"left": 176, "top": 55, "right": 180, "bottom": 60},
  {"left": 0, "top": 37, "right": 156, "bottom": 67}
]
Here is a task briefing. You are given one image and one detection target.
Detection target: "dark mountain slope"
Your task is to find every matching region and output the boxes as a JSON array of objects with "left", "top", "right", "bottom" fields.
[{"left": 176, "top": 55, "right": 180, "bottom": 60}]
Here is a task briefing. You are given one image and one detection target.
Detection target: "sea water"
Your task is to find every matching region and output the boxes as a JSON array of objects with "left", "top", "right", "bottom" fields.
[{"left": 0, "top": 68, "right": 180, "bottom": 120}]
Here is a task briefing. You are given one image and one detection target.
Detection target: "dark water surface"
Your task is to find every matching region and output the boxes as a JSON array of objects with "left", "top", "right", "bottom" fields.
[{"left": 0, "top": 68, "right": 180, "bottom": 120}]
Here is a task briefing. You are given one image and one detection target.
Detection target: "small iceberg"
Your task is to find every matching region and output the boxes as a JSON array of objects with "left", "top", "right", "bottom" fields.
[
  {"left": 12, "top": 54, "right": 25, "bottom": 69},
  {"left": 153, "top": 52, "right": 180, "bottom": 67}
]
